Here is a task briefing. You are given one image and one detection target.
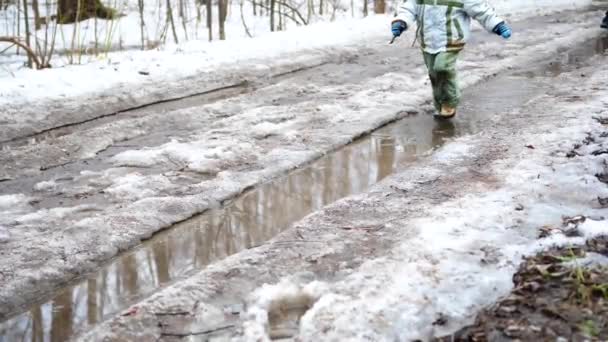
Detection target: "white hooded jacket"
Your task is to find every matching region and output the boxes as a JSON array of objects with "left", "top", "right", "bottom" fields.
[{"left": 394, "top": 0, "right": 504, "bottom": 54}]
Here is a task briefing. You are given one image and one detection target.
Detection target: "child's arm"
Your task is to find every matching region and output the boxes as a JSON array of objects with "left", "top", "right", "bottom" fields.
[
  {"left": 463, "top": 0, "right": 503, "bottom": 33},
  {"left": 393, "top": 0, "right": 417, "bottom": 30}
]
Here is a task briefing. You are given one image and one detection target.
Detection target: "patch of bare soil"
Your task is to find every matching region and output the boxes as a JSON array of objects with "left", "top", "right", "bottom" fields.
[{"left": 436, "top": 236, "right": 608, "bottom": 342}]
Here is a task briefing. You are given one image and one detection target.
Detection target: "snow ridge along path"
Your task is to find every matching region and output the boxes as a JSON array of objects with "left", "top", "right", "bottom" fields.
[
  {"left": 82, "top": 47, "right": 608, "bottom": 341},
  {"left": 0, "top": 9, "right": 604, "bottom": 321}
]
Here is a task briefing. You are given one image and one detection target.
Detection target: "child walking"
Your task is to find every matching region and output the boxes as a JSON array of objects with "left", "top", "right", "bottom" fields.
[{"left": 391, "top": 0, "right": 512, "bottom": 119}]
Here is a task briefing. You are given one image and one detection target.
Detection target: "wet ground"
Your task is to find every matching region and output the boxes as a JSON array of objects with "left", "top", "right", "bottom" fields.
[
  {"left": 434, "top": 114, "right": 608, "bottom": 342},
  {"left": 437, "top": 235, "right": 608, "bottom": 342},
  {"left": 0, "top": 9, "right": 606, "bottom": 342}
]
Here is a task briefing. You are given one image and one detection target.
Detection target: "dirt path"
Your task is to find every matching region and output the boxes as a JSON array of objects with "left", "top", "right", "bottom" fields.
[
  {"left": 0, "top": 8, "right": 606, "bottom": 341},
  {"left": 77, "top": 51, "right": 608, "bottom": 341}
]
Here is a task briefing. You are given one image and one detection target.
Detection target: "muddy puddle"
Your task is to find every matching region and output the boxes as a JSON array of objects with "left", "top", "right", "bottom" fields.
[
  {"left": 1, "top": 36, "right": 606, "bottom": 342},
  {"left": 0, "top": 115, "right": 460, "bottom": 342}
]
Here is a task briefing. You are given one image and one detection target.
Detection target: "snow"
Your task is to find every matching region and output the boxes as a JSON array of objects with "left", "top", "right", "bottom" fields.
[
  {"left": 33, "top": 180, "right": 57, "bottom": 192},
  {"left": 238, "top": 65, "right": 608, "bottom": 340},
  {"left": 579, "top": 219, "right": 608, "bottom": 238},
  {"left": 0, "top": 0, "right": 593, "bottom": 108},
  {"left": 242, "top": 278, "right": 329, "bottom": 341},
  {"left": 16, "top": 205, "right": 100, "bottom": 225},
  {"left": 492, "top": 0, "right": 591, "bottom": 15},
  {"left": 0, "top": 14, "right": 388, "bottom": 105},
  {"left": 0, "top": 6, "right": 605, "bottom": 338},
  {"left": 0, "top": 194, "right": 29, "bottom": 210},
  {"left": 0, "top": 225, "right": 10, "bottom": 243},
  {"left": 103, "top": 172, "right": 175, "bottom": 201},
  {"left": 111, "top": 138, "right": 255, "bottom": 174}
]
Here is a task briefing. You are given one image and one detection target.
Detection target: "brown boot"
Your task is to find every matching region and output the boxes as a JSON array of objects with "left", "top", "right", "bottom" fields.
[{"left": 436, "top": 104, "right": 456, "bottom": 119}]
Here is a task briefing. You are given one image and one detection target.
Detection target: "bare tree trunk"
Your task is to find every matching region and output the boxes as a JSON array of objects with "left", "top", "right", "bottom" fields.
[
  {"left": 318, "top": 0, "right": 322, "bottom": 15},
  {"left": 22, "top": 0, "right": 32, "bottom": 67},
  {"left": 269, "top": 0, "right": 275, "bottom": 31},
  {"left": 195, "top": 2, "right": 201, "bottom": 39},
  {"left": 218, "top": 0, "right": 226, "bottom": 39},
  {"left": 250, "top": 0, "right": 306, "bottom": 25},
  {"left": 306, "top": 0, "right": 311, "bottom": 21},
  {"left": 363, "top": 0, "right": 367, "bottom": 17},
  {"left": 374, "top": 0, "right": 384, "bottom": 14},
  {"left": 206, "top": 0, "right": 212, "bottom": 41},
  {"left": 351, "top": 0, "right": 354, "bottom": 17},
  {"left": 32, "top": 0, "right": 41, "bottom": 30},
  {"left": 16, "top": 0, "right": 21, "bottom": 55},
  {"left": 178, "top": 0, "right": 188, "bottom": 40},
  {"left": 240, "top": 0, "right": 252, "bottom": 37},
  {"left": 138, "top": 0, "right": 146, "bottom": 49},
  {"left": 68, "top": 0, "right": 80, "bottom": 64},
  {"left": 44, "top": 0, "right": 59, "bottom": 67},
  {"left": 93, "top": 15, "right": 99, "bottom": 53},
  {"left": 252, "top": 0, "right": 256, "bottom": 15},
  {"left": 166, "top": 0, "right": 179, "bottom": 43},
  {"left": 277, "top": 1, "right": 282, "bottom": 30}
]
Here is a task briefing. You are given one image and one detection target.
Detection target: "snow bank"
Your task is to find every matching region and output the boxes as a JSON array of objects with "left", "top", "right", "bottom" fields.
[
  {"left": 494, "top": 0, "right": 592, "bottom": 15},
  {"left": 0, "top": 15, "right": 388, "bottom": 106}
]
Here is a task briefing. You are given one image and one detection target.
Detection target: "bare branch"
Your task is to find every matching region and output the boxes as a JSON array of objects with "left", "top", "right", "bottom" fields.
[
  {"left": 0, "top": 36, "right": 42, "bottom": 68},
  {"left": 249, "top": 0, "right": 304, "bottom": 26},
  {"left": 275, "top": 0, "right": 307, "bottom": 25},
  {"left": 240, "top": 0, "right": 253, "bottom": 37}
]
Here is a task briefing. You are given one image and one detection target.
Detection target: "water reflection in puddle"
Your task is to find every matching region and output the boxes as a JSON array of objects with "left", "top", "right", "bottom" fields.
[{"left": 0, "top": 113, "right": 458, "bottom": 342}]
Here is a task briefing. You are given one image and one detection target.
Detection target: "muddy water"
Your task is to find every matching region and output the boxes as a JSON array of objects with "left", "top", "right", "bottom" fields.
[
  {"left": 1, "top": 36, "right": 606, "bottom": 342},
  {"left": 0, "top": 115, "right": 458, "bottom": 342}
]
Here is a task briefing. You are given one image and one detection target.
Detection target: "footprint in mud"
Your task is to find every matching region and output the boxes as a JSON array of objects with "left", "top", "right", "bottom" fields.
[{"left": 267, "top": 293, "right": 317, "bottom": 340}]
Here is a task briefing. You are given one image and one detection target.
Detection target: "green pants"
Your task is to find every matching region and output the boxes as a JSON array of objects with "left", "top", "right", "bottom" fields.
[{"left": 423, "top": 51, "right": 461, "bottom": 111}]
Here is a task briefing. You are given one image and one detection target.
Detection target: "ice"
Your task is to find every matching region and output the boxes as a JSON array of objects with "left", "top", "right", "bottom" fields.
[
  {"left": 103, "top": 173, "right": 174, "bottom": 201},
  {"left": 0, "top": 194, "right": 31, "bottom": 217},
  {"left": 578, "top": 219, "right": 608, "bottom": 238},
  {"left": 33, "top": 180, "right": 58, "bottom": 192},
  {"left": 0, "top": 225, "right": 10, "bottom": 243},
  {"left": 16, "top": 205, "right": 99, "bottom": 224},
  {"left": 111, "top": 138, "right": 254, "bottom": 174}
]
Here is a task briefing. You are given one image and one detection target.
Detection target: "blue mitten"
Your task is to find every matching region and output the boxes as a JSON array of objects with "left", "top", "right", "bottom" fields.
[
  {"left": 493, "top": 22, "right": 512, "bottom": 39},
  {"left": 391, "top": 20, "right": 407, "bottom": 37}
]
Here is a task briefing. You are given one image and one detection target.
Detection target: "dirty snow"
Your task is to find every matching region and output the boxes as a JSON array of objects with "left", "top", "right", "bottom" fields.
[
  {"left": 237, "top": 64, "right": 608, "bottom": 341},
  {"left": 33, "top": 180, "right": 58, "bottom": 192},
  {"left": 0, "top": 8, "right": 604, "bottom": 323},
  {"left": 78, "top": 50, "right": 608, "bottom": 341}
]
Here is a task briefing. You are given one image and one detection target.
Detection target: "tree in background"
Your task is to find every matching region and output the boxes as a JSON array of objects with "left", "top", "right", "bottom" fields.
[
  {"left": 57, "top": 0, "right": 117, "bottom": 23},
  {"left": 374, "top": 0, "right": 384, "bottom": 14},
  {"left": 218, "top": 0, "right": 227, "bottom": 39}
]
